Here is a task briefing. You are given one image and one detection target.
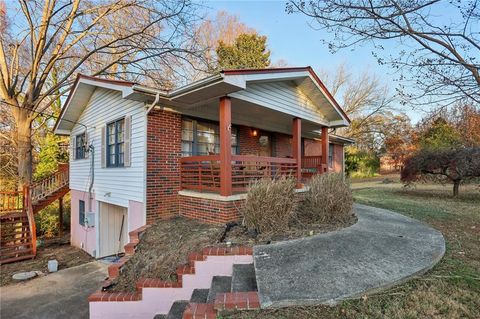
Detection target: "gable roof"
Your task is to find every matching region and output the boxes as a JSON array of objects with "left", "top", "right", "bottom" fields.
[{"left": 54, "top": 67, "right": 350, "bottom": 135}]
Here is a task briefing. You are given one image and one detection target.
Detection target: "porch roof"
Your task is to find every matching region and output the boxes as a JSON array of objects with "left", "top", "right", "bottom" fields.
[{"left": 54, "top": 67, "right": 350, "bottom": 136}]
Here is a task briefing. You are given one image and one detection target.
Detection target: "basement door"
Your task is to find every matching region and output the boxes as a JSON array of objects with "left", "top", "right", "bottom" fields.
[{"left": 98, "top": 202, "right": 128, "bottom": 258}]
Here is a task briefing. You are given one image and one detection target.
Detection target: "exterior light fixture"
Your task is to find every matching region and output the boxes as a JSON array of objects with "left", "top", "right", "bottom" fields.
[{"left": 251, "top": 128, "right": 258, "bottom": 137}]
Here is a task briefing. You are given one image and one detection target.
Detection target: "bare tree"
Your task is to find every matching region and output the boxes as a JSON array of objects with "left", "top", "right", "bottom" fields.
[
  {"left": 321, "top": 64, "right": 396, "bottom": 150},
  {"left": 288, "top": 0, "right": 480, "bottom": 105},
  {"left": 0, "top": 0, "right": 201, "bottom": 185}
]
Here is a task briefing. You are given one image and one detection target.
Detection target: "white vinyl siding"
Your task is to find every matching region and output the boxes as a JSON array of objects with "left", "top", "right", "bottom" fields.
[
  {"left": 69, "top": 88, "right": 145, "bottom": 207},
  {"left": 229, "top": 81, "right": 328, "bottom": 125}
]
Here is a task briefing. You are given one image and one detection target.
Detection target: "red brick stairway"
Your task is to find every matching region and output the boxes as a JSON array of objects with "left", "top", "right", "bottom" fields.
[{"left": 0, "top": 164, "right": 69, "bottom": 264}]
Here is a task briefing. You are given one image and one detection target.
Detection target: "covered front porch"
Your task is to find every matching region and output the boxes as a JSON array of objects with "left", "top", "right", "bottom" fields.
[{"left": 178, "top": 96, "right": 331, "bottom": 196}]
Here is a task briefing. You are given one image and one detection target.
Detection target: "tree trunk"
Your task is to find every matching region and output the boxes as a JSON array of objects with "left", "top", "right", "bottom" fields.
[
  {"left": 453, "top": 180, "right": 460, "bottom": 197},
  {"left": 15, "top": 108, "right": 33, "bottom": 188}
]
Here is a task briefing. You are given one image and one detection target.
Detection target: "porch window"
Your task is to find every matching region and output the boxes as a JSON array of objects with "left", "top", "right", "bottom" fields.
[
  {"left": 79, "top": 200, "right": 85, "bottom": 226},
  {"left": 75, "top": 132, "right": 86, "bottom": 160},
  {"left": 328, "top": 143, "right": 334, "bottom": 168},
  {"left": 181, "top": 118, "right": 238, "bottom": 156},
  {"left": 106, "top": 118, "right": 125, "bottom": 167}
]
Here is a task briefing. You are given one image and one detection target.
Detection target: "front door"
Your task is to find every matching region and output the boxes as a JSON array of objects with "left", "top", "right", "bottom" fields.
[{"left": 98, "top": 202, "right": 128, "bottom": 258}]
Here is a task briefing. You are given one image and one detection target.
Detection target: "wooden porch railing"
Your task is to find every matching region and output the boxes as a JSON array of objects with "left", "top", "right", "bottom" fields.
[
  {"left": 180, "top": 155, "right": 298, "bottom": 193},
  {"left": 301, "top": 156, "right": 322, "bottom": 169},
  {"left": 31, "top": 164, "right": 69, "bottom": 203}
]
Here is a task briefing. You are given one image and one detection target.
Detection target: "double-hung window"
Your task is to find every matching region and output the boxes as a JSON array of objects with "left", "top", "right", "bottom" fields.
[
  {"left": 107, "top": 118, "right": 125, "bottom": 167},
  {"left": 75, "top": 132, "right": 86, "bottom": 159},
  {"left": 181, "top": 118, "right": 238, "bottom": 156}
]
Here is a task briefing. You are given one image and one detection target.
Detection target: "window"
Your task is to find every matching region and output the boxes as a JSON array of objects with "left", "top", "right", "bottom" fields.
[
  {"left": 106, "top": 118, "right": 125, "bottom": 167},
  {"left": 328, "top": 143, "right": 334, "bottom": 168},
  {"left": 181, "top": 118, "right": 238, "bottom": 156},
  {"left": 75, "top": 132, "right": 86, "bottom": 159},
  {"left": 79, "top": 200, "right": 85, "bottom": 226}
]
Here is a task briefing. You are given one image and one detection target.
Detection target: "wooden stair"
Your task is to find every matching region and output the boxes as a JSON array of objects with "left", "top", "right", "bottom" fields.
[
  {"left": 0, "top": 164, "right": 69, "bottom": 264},
  {"left": 0, "top": 212, "right": 35, "bottom": 264}
]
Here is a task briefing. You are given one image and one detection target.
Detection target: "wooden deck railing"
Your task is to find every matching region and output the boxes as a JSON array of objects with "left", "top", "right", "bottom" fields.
[
  {"left": 180, "top": 155, "right": 298, "bottom": 193},
  {"left": 0, "top": 191, "right": 23, "bottom": 213},
  {"left": 31, "top": 164, "right": 69, "bottom": 203}
]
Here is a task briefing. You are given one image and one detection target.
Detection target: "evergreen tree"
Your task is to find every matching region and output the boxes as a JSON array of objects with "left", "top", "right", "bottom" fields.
[{"left": 216, "top": 33, "right": 271, "bottom": 70}]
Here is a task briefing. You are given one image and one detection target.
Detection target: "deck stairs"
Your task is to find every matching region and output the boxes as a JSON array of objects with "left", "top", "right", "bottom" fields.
[{"left": 0, "top": 164, "right": 69, "bottom": 264}]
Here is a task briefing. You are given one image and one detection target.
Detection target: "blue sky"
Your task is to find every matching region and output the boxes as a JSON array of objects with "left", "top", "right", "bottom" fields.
[{"left": 201, "top": 1, "right": 434, "bottom": 122}]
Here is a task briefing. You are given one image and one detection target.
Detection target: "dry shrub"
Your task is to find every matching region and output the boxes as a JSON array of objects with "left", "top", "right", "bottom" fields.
[
  {"left": 300, "top": 173, "right": 353, "bottom": 223},
  {"left": 242, "top": 176, "right": 297, "bottom": 233}
]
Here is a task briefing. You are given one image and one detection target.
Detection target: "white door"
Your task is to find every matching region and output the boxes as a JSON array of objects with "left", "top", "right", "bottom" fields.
[{"left": 99, "top": 202, "right": 128, "bottom": 258}]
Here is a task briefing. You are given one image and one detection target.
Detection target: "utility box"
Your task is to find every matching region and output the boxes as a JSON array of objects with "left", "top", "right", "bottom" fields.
[{"left": 86, "top": 212, "right": 95, "bottom": 227}]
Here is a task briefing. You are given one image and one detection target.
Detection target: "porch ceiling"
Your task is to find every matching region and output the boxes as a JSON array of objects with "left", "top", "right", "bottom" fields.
[{"left": 167, "top": 97, "right": 324, "bottom": 139}]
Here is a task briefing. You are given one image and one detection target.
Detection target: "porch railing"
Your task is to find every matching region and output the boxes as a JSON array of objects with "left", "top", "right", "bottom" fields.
[{"left": 180, "top": 155, "right": 298, "bottom": 193}]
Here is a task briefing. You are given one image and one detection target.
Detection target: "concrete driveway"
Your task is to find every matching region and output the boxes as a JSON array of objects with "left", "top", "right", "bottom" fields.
[
  {"left": 1, "top": 261, "right": 108, "bottom": 319},
  {"left": 254, "top": 203, "right": 446, "bottom": 308}
]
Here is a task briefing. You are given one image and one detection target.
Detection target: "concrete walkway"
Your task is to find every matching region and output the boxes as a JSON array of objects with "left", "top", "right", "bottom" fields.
[
  {"left": 253, "top": 204, "right": 446, "bottom": 308},
  {"left": 1, "top": 261, "right": 108, "bottom": 319}
]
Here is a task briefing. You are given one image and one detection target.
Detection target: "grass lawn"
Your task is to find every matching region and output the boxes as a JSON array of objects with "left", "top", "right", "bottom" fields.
[{"left": 227, "top": 177, "right": 480, "bottom": 319}]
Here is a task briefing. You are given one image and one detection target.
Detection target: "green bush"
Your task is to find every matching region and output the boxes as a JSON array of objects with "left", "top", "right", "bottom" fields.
[
  {"left": 35, "top": 195, "right": 71, "bottom": 238},
  {"left": 242, "top": 176, "right": 297, "bottom": 233},
  {"left": 299, "top": 173, "right": 353, "bottom": 223},
  {"left": 346, "top": 148, "right": 380, "bottom": 177}
]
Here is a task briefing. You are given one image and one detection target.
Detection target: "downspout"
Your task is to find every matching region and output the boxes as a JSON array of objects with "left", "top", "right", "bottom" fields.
[
  {"left": 88, "top": 144, "right": 95, "bottom": 213},
  {"left": 146, "top": 92, "right": 160, "bottom": 114}
]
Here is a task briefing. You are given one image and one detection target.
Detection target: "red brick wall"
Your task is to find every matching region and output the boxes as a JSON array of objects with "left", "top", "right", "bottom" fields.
[
  {"left": 303, "top": 138, "right": 322, "bottom": 156},
  {"left": 146, "top": 109, "right": 182, "bottom": 223},
  {"left": 333, "top": 144, "right": 344, "bottom": 173},
  {"left": 273, "top": 133, "right": 292, "bottom": 157},
  {"left": 179, "top": 195, "right": 243, "bottom": 224}
]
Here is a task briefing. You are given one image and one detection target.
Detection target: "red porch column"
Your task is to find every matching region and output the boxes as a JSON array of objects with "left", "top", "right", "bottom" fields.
[
  {"left": 321, "top": 126, "right": 329, "bottom": 172},
  {"left": 292, "top": 118, "right": 302, "bottom": 188},
  {"left": 219, "top": 96, "right": 232, "bottom": 196}
]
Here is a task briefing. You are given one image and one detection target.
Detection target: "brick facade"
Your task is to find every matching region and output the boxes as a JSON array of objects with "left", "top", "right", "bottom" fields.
[
  {"left": 146, "top": 110, "right": 344, "bottom": 224},
  {"left": 179, "top": 195, "right": 243, "bottom": 224},
  {"left": 146, "top": 109, "right": 182, "bottom": 223}
]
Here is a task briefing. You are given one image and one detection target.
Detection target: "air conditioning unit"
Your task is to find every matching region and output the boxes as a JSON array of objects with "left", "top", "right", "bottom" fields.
[{"left": 86, "top": 212, "right": 95, "bottom": 227}]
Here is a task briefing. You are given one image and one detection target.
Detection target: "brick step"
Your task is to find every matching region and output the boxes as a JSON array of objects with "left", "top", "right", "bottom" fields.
[
  {"left": 182, "top": 303, "right": 217, "bottom": 319},
  {"left": 0, "top": 254, "right": 35, "bottom": 264},
  {"left": 207, "top": 276, "right": 232, "bottom": 303}
]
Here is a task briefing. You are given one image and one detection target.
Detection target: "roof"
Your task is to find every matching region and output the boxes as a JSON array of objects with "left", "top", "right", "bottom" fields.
[{"left": 55, "top": 67, "right": 351, "bottom": 134}]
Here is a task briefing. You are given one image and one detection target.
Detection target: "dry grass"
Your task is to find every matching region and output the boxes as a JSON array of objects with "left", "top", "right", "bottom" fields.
[
  {"left": 109, "top": 217, "right": 224, "bottom": 292},
  {"left": 299, "top": 173, "right": 353, "bottom": 223},
  {"left": 226, "top": 177, "right": 480, "bottom": 319},
  {"left": 242, "top": 177, "right": 297, "bottom": 234}
]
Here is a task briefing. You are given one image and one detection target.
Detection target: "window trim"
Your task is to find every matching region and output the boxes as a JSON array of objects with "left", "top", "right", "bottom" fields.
[
  {"left": 79, "top": 200, "right": 85, "bottom": 226},
  {"left": 181, "top": 117, "right": 239, "bottom": 157},
  {"left": 106, "top": 117, "right": 125, "bottom": 168},
  {"left": 75, "top": 132, "right": 86, "bottom": 160},
  {"left": 328, "top": 143, "right": 334, "bottom": 168}
]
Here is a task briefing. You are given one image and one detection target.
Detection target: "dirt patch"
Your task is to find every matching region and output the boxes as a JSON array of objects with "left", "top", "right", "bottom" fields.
[
  {"left": 109, "top": 217, "right": 224, "bottom": 292},
  {"left": 0, "top": 235, "right": 93, "bottom": 286},
  {"left": 108, "top": 213, "right": 357, "bottom": 293},
  {"left": 224, "top": 213, "right": 357, "bottom": 246}
]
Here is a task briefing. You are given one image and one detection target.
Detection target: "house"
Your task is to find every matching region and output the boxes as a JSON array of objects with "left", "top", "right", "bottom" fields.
[{"left": 54, "top": 67, "right": 353, "bottom": 258}]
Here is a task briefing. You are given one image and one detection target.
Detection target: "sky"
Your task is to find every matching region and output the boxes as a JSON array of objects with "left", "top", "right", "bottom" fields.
[{"left": 201, "top": 0, "right": 441, "bottom": 122}]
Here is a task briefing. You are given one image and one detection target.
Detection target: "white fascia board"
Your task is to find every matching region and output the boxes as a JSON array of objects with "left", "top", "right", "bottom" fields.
[
  {"left": 329, "top": 119, "right": 350, "bottom": 127},
  {"left": 306, "top": 74, "right": 350, "bottom": 124}
]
